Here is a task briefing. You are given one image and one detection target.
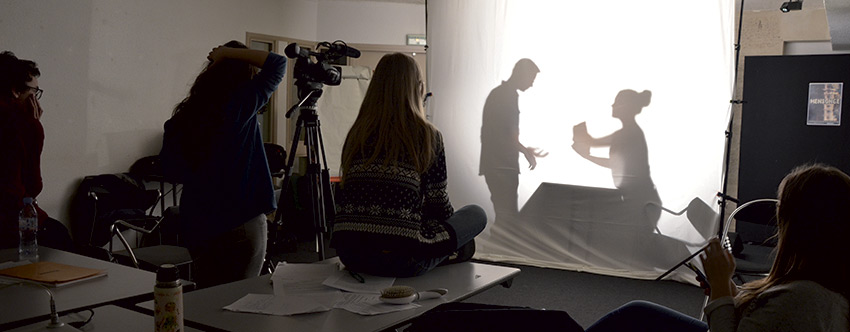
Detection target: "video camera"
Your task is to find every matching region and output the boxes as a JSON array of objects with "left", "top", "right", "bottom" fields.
[{"left": 284, "top": 40, "right": 361, "bottom": 87}]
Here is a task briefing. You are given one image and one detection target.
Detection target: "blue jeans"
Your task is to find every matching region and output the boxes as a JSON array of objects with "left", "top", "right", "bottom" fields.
[
  {"left": 339, "top": 204, "right": 487, "bottom": 277},
  {"left": 585, "top": 300, "right": 708, "bottom": 332}
]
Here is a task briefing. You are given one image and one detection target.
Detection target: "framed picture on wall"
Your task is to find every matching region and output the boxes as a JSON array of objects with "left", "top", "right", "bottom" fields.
[{"left": 807, "top": 82, "right": 843, "bottom": 126}]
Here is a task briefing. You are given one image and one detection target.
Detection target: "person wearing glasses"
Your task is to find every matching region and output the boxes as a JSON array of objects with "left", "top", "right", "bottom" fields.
[{"left": 0, "top": 51, "right": 73, "bottom": 251}]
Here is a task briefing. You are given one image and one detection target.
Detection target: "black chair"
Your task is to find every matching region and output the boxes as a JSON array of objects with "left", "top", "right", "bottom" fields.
[
  {"left": 129, "top": 155, "right": 181, "bottom": 229},
  {"left": 264, "top": 143, "right": 287, "bottom": 178},
  {"left": 721, "top": 198, "right": 779, "bottom": 284},
  {"left": 74, "top": 173, "right": 192, "bottom": 279}
]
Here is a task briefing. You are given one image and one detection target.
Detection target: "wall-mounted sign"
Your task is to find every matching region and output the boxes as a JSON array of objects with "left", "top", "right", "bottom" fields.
[
  {"left": 807, "top": 82, "right": 843, "bottom": 126},
  {"left": 406, "top": 34, "right": 426, "bottom": 46}
]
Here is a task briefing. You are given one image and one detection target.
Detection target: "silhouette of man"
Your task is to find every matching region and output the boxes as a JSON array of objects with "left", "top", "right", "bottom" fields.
[{"left": 479, "top": 59, "right": 546, "bottom": 223}]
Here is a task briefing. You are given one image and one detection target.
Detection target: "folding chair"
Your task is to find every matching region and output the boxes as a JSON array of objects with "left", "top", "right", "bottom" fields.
[
  {"left": 79, "top": 173, "right": 192, "bottom": 279},
  {"left": 721, "top": 198, "right": 779, "bottom": 284}
]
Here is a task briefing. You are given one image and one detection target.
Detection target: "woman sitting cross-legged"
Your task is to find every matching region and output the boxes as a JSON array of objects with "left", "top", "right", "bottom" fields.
[{"left": 330, "top": 53, "right": 487, "bottom": 278}]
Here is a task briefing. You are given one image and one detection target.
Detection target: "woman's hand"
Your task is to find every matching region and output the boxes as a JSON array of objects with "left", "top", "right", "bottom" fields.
[
  {"left": 207, "top": 45, "right": 230, "bottom": 63},
  {"left": 206, "top": 45, "right": 270, "bottom": 68},
  {"left": 572, "top": 122, "right": 590, "bottom": 144},
  {"left": 24, "top": 93, "right": 42, "bottom": 120},
  {"left": 700, "top": 238, "right": 737, "bottom": 300},
  {"left": 572, "top": 142, "right": 590, "bottom": 158}
]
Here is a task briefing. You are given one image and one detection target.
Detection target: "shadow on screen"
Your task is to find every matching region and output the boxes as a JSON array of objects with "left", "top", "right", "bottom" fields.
[
  {"left": 480, "top": 88, "right": 715, "bottom": 270},
  {"left": 479, "top": 58, "right": 545, "bottom": 225}
]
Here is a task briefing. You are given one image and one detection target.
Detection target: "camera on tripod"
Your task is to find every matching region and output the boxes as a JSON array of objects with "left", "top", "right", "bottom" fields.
[
  {"left": 284, "top": 41, "right": 361, "bottom": 89},
  {"left": 263, "top": 41, "right": 361, "bottom": 269}
]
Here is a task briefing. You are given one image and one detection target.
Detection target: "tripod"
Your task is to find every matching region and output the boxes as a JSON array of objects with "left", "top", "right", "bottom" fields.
[{"left": 263, "top": 84, "right": 336, "bottom": 273}]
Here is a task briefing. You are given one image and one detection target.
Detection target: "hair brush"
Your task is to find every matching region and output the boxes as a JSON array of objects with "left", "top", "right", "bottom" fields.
[{"left": 379, "top": 285, "right": 448, "bottom": 305}]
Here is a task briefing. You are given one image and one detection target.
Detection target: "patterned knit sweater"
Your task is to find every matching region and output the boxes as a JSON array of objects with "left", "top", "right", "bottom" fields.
[{"left": 331, "top": 131, "right": 456, "bottom": 258}]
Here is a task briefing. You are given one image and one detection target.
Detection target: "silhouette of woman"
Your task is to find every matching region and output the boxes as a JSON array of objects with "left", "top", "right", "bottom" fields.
[{"left": 572, "top": 89, "right": 661, "bottom": 232}]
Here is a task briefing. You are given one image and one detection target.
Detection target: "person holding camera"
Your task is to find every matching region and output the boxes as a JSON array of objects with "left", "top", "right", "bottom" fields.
[
  {"left": 159, "top": 41, "right": 285, "bottom": 288},
  {"left": 331, "top": 53, "right": 487, "bottom": 277}
]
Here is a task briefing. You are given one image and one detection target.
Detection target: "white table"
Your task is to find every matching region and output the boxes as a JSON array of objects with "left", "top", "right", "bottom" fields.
[
  {"left": 0, "top": 247, "right": 156, "bottom": 330},
  {"left": 138, "top": 260, "right": 520, "bottom": 332},
  {"left": 7, "top": 305, "right": 205, "bottom": 332}
]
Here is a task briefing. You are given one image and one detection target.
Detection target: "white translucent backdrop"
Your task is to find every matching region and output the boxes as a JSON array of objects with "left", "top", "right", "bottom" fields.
[{"left": 427, "top": 0, "right": 734, "bottom": 282}]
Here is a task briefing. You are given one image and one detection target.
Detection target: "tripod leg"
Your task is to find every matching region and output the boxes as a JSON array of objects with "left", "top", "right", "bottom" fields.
[
  {"left": 655, "top": 245, "right": 707, "bottom": 281},
  {"left": 304, "top": 126, "right": 327, "bottom": 261},
  {"left": 261, "top": 117, "right": 305, "bottom": 271},
  {"left": 275, "top": 118, "right": 305, "bottom": 226}
]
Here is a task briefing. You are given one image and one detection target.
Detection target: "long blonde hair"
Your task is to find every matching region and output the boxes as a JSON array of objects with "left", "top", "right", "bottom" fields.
[
  {"left": 340, "top": 53, "right": 436, "bottom": 179},
  {"left": 736, "top": 164, "right": 850, "bottom": 308}
]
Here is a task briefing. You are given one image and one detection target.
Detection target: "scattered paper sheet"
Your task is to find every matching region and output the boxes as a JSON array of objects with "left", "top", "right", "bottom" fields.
[
  {"left": 223, "top": 293, "right": 342, "bottom": 316},
  {"left": 225, "top": 261, "right": 416, "bottom": 316},
  {"left": 334, "top": 292, "right": 420, "bottom": 316},
  {"left": 322, "top": 270, "right": 395, "bottom": 294},
  {"left": 272, "top": 261, "right": 340, "bottom": 281},
  {"left": 271, "top": 261, "right": 341, "bottom": 297}
]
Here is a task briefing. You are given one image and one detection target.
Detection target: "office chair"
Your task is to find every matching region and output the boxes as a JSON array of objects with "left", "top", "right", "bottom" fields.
[{"left": 721, "top": 198, "right": 779, "bottom": 284}]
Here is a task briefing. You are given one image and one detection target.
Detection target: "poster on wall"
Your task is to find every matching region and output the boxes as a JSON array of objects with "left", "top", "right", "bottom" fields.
[{"left": 807, "top": 82, "right": 843, "bottom": 126}]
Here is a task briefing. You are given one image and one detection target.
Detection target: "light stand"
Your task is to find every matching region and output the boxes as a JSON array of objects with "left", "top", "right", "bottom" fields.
[{"left": 656, "top": 0, "right": 746, "bottom": 282}]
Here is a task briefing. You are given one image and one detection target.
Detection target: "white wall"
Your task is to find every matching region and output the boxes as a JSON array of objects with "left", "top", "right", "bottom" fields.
[
  {"left": 316, "top": 0, "right": 425, "bottom": 45},
  {"left": 1, "top": 0, "right": 423, "bottom": 227}
]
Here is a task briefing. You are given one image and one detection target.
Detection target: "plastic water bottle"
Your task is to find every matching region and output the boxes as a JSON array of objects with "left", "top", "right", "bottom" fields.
[
  {"left": 154, "top": 264, "right": 183, "bottom": 332},
  {"left": 18, "top": 197, "right": 38, "bottom": 260}
]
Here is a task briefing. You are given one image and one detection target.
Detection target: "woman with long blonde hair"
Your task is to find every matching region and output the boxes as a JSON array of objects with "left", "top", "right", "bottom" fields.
[{"left": 331, "top": 53, "right": 486, "bottom": 277}]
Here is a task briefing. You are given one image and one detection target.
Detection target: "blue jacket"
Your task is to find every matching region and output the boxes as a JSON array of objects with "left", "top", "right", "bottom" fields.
[{"left": 160, "top": 53, "right": 286, "bottom": 247}]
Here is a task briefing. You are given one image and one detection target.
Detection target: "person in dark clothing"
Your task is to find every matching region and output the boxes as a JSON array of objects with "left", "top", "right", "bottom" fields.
[
  {"left": 0, "top": 51, "right": 73, "bottom": 252},
  {"left": 159, "top": 41, "right": 285, "bottom": 288}
]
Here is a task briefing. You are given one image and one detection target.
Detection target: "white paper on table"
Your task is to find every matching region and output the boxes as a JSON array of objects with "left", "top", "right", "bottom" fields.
[
  {"left": 322, "top": 270, "right": 395, "bottom": 294},
  {"left": 272, "top": 261, "right": 340, "bottom": 281},
  {"left": 272, "top": 261, "right": 342, "bottom": 297},
  {"left": 333, "top": 292, "right": 421, "bottom": 316},
  {"left": 223, "top": 293, "right": 344, "bottom": 316}
]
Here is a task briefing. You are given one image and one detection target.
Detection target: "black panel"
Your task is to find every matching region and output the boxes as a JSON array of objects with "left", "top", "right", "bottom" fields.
[{"left": 739, "top": 55, "right": 850, "bottom": 203}]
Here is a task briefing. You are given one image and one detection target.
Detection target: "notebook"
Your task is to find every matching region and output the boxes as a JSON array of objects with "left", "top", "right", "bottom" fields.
[{"left": 0, "top": 261, "right": 107, "bottom": 287}]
